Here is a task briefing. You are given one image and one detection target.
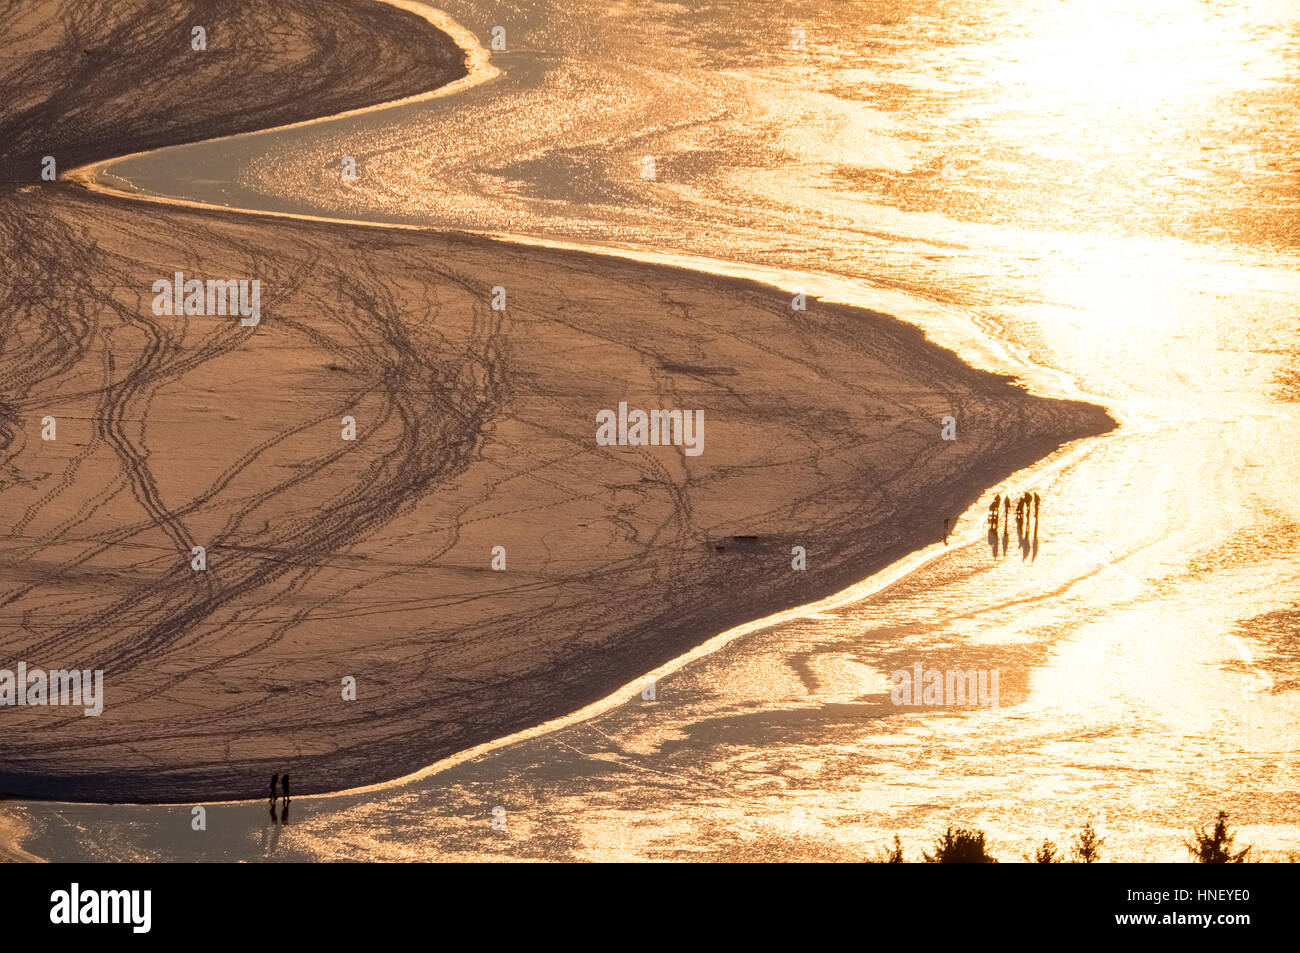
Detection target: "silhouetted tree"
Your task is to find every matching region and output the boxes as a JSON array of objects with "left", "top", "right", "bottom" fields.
[
  {"left": 1032, "top": 839, "right": 1062, "bottom": 863},
  {"left": 1071, "top": 823, "right": 1104, "bottom": 863},
  {"left": 923, "top": 826, "right": 997, "bottom": 863},
  {"left": 874, "top": 834, "right": 905, "bottom": 863},
  {"left": 1186, "top": 811, "right": 1251, "bottom": 863}
]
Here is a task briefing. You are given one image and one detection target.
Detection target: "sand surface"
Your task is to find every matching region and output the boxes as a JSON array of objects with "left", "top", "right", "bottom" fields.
[
  {"left": 0, "top": 0, "right": 1113, "bottom": 803},
  {"left": 0, "top": 0, "right": 465, "bottom": 181}
]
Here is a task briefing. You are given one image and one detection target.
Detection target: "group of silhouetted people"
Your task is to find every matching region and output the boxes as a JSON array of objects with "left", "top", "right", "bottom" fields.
[
  {"left": 942, "top": 490, "right": 1043, "bottom": 555},
  {"left": 269, "top": 772, "right": 291, "bottom": 825},
  {"left": 987, "top": 490, "right": 1041, "bottom": 558},
  {"left": 988, "top": 491, "right": 1039, "bottom": 533}
]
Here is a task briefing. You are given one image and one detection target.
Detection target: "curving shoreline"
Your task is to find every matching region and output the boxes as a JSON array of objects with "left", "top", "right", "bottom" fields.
[
  {"left": 65, "top": 0, "right": 501, "bottom": 200},
  {"left": 0, "top": 0, "right": 469, "bottom": 182},
  {"left": 0, "top": 0, "right": 1115, "bottom": 811}
]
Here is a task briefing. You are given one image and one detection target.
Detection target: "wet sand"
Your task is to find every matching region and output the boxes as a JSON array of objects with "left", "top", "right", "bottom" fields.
[
  {"left": 0, "top": 807, "right": 40, "bottom": 862},
  {"left": 0, "top": 0, "right": 1113, "bottom": 805}
]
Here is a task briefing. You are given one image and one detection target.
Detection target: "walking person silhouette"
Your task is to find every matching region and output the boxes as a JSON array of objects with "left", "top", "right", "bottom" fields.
[
  {"left": 987, "top": 494, "right": 1001, "bottom": 556},
  {"left": 279, "top": 774, "right": 291, "bottom": 826}
]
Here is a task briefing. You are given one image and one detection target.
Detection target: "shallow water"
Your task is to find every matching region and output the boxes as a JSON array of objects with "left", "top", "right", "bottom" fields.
[{"left": 16, "top": 0, "right": 1300, "bottom": 860}]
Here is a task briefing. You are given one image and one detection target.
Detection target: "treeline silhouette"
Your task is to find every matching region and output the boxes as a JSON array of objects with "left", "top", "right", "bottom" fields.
[{"left": 872, "top": 811, "right": 1274, "bottom": 862}]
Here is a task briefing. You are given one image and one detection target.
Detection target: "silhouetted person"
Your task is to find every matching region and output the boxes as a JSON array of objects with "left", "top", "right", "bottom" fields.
[
  {"left": 943, "top": 518, "right": 950, "bottom": 545},
  {"left": 268, "top": 773, "right": 280, "bottom": 822},
  {"left": 1001, "top": 496, "right": 1011, "bottom": 555},
  {"left": 279, "top": 773, "right": 292, "bottom": 826},
  {"left": 989, "top": 494, "right": 1001, "bottom": 532}
]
